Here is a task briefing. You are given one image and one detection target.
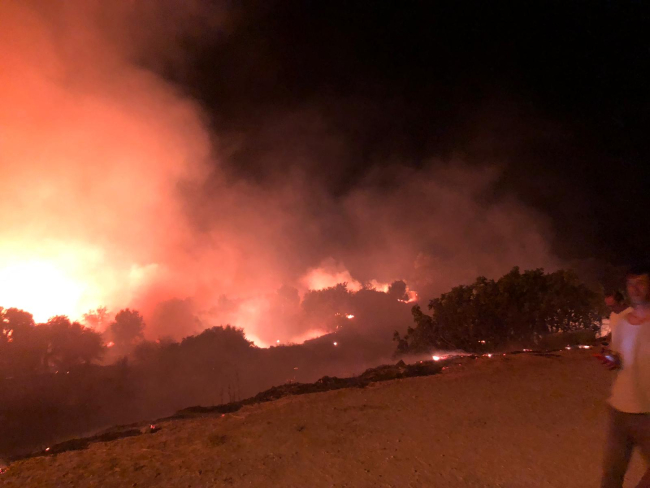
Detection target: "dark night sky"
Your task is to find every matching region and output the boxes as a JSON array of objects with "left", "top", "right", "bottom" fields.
[{"left": 160, "top": 0, "right": 650, "bottom": 267}]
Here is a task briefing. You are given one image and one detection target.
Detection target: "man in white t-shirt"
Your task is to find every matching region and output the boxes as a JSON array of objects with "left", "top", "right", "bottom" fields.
[
  {"left": 604, "top": 291, "right": 632, "bottom": 338},
  {"left": 601, "top": 265, "right": 650, "bottom": 488}
]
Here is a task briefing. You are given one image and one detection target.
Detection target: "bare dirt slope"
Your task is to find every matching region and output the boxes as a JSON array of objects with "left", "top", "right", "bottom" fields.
[{"left": 1, "top": 349, "right": 646, "bottom": 487}]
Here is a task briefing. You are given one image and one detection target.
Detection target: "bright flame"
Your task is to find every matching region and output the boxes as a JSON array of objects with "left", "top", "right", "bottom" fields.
[
  {"left": 333, "top": 341, "right": 338, "bottom": 346},
  {"left": 0, "top": 260, "right": 88, "bottom": 322},
  {"left": 432, "top": 355, "right": 441, "bottom": 361},
  {"left": 367, "top": 279, "right": 390, "bottom": 293},
  {"left": 346, "top": 314, "right": 354, "bottom": 319},
  {"left": 397, "top": 290, "right": 418, "bottom": 303},
  {"left": 0, "top": 239, "right": 141, "bottom": 323},
  {"left": 302, "top": 263, "right": 362, "bottom": 292}
]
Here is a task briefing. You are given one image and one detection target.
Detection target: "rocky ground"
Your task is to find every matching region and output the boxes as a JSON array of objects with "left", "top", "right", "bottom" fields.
[{"left": 1, "top": 348, "right": 645, "bottom": 487}]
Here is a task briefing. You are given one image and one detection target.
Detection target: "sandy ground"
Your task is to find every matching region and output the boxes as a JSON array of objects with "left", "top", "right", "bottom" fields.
[{"left": 1, "top": 349, "right": 646, "bottom": 487}]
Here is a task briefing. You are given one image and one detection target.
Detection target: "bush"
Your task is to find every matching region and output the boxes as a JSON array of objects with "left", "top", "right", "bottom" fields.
[
  {"left": 395, "top": 267, "right": 604, "bottom": 353},
  {"left": 108, "top": 309, "right": 145, "bottom": 354},
  {"left": 536, "top": 329, "right": 597, "bottom": 350}
]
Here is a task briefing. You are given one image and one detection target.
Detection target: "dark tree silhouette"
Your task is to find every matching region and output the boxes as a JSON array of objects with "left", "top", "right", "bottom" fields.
[
  {"left": 179, "top": 325, "right": 253, "bottom": 356},
  {"left": 301, "top": 283, "right": 353, "bottom": 332},
  {"left": 109, "top": 308, "right": 145, "bottom": 349},
  {"left": 0, "top": 307, "right": 45, "bottom": 376},
  {"left": 387, "top": 280, "right": 409, "bottom": 301},
  {"left": 395, "top": 267, "right": 604, "bottom": 353},
  {"left": 44, "top": 316, "right": 104, "bottom": 371}
]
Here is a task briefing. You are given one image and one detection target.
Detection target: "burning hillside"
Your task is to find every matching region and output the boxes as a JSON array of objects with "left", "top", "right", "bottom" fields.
[{"left": 0, "top": 1, "right": 557, "bottom": 346}]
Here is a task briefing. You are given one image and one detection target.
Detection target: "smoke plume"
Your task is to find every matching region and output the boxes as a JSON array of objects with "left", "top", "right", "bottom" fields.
[{"left": 0, "top": 1, "right": 558, "bottom": 345}]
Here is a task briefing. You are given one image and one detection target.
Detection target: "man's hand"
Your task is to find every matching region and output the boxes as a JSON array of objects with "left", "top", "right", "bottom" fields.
[{"left": 594, "top": 350, "right": 621, "bottom": 370}]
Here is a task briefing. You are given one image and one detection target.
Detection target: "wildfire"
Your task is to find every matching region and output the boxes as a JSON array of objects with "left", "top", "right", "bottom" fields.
[
  {"left": 301, "top": 262, "right": 419, "bottom": 305},
  {"left": 301, "top": 263, "right": 362, "bottom": 292},
  {"left": 0, "top": 259, "right": 89, "bottom": 322},
  {"left": 0, "top": 240, "right": 129, "bottom": 324},
  {"left": 397, "top": 290, "right": 418, "bottom": 303},
  {"left": 346, "top": 314, "right": 354, "bottom": 319},
  {"left": 368, "top": 280, "right": 390, "bottom": 293}
]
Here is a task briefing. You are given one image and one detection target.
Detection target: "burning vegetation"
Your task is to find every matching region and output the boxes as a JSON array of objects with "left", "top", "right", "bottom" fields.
[
  {"left": 0, "top": 0, "right": 558, "bottom": 348},
  {"left": 0, "top": 266, "right": 605, "bottom": 461},
  {"left": 0, "top": 0, "right": 614, "bottom": 473}
]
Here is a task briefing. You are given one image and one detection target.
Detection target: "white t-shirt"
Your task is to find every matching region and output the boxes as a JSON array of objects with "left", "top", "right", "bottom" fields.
[
  {"left": 608, "top": 307, "right": 633, "bottom": 333},
  {"left": 608, "top": 308, "right": 650, "bottom": 413}
]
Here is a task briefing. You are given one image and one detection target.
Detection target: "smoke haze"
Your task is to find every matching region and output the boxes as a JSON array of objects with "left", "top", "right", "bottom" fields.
[{"left": 0, "top": 1, "right": 559, "bottom": 345}]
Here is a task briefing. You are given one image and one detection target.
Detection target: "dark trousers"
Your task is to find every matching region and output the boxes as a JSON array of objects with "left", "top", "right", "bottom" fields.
[{"left": 602, "top": 407, "right": 650, "bottom": 488}]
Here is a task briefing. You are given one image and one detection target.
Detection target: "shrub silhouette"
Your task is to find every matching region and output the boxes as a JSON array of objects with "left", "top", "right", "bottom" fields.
[{"left": 395, "top": 267, "right": 604, "bottom": 353}]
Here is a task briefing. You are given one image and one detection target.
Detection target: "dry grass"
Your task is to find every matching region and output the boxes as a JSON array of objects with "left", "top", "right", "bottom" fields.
[{"left": 1, "top": 349, "right": 646, "bottom": 487}]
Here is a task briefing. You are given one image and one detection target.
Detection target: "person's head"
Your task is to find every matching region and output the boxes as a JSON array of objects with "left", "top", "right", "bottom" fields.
[
  {"left": 626, "top": 264, "right": 650, "bottom": 307},
  {"left": 605, "top": 291, "right": 625, "bottom": 309}
]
